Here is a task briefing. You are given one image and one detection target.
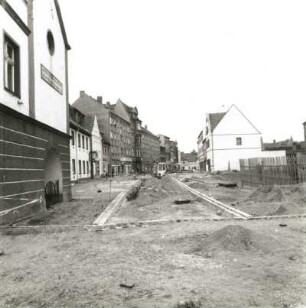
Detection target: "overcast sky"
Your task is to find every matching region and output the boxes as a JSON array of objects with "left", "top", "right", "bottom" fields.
[{"left": 60, "top": 0, "right": 306, "bottom": 152}]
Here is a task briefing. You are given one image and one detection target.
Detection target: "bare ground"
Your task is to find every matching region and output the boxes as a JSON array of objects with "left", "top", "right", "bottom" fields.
[
  {"left": 1, "top": 174, "right": 306, "bottom": 307},
  {"left": 108, "top": 175, "right": 231, "bottom": 225},
  {"left": 13, "top": 177, "right": 136, "bottom": 227},
  {"left": 0, "top": 219, "right": 305, "bottom": 308},
  {"left": 178, "top": 172, "right": 306, "bottom": 217}
]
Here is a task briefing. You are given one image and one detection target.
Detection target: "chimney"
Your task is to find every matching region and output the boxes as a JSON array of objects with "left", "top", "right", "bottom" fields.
[
  {"left": 80, "top": 90, "right": 85, "bottom": 97},
  {"left": 304, "top": 122, "right": 306, "bottom": 141},
  {"left": 97, "top": 96, "right": 103, "bottom": 103},
  {"left": 273, "top": 139, "right": 276, "bottom": 144}
]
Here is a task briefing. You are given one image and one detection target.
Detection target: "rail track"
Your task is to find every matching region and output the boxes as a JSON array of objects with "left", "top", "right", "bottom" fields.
[{"left": 170, "top": 175, "right": 252, "bottom": 219}]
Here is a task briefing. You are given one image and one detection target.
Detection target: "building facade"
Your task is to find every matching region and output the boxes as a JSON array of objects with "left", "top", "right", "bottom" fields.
[
  {"left": 115, "top": 99, "right": 143, "bottom": 173},
  {"left": 84, "top": 115, "right": 103, "bottom": 178},
  {"left": 141, "top": 125, "right": 160, "bottom": 173},
  {"left": 198, "top": 105, "right": 263, "bottom": 172},
  {"left": 197, "top": 131, "right": 205, "bottom": 171},
  {"left": 158, "top": 134, "right": 179, "bottom": 171},
  {"left": 102, "top": 140, "right": 110, "bottom": 176},
  {"left": 0, "top": 0, "right": 71, "bottom": 223},
  {"left": 180, "top": 151, "right": 199, "bottom": 171},
  {"left": 69, "top": 106, "right": 91, "bottom": 181},
  {"left": 73, "top": 92, "right": 134, "bottom": 175},
  {"left": 159, "top": 135, "right": 170, "bottom": 163}
]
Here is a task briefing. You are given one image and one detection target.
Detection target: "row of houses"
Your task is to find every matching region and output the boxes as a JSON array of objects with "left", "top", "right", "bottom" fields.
[
  {"left": 197, "top": 105, "right": 306, "bottom": 172},
  {"left": 69, "top": 91, "right": 168, "bottom": 180}
]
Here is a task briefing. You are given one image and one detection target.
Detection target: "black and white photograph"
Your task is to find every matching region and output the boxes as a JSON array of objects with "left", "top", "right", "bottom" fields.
[{"left": 0, "top": 0, "right": 306, "bottom": 307}]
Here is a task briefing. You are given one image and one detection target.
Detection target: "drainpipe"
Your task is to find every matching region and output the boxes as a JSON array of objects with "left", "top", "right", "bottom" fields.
[
  {"left": 211, "top": 133, "right": 214, "bottom": 172},
  {"left": 27, "top": 0, "right": 35, "bottom": 118},
  {"left": 75, "top": 128, "right": 79, "bottom": 181}
]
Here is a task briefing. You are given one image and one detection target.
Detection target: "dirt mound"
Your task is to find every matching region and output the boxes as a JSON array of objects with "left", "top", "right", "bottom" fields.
[
  {"left": 274, "top": 205, "right": 287, "bottom": 215},
  {"left": 188, "top": 181, "right": 208, "bottom": 190},
  {"left": 190, "top": 225, "right": 279, "bottom": 255},
  {"left": 247, "top": 185, "right": 285, "bottom": 203},
  {"left": 203, "top": 225, "right": 254, "bottom": 252}
]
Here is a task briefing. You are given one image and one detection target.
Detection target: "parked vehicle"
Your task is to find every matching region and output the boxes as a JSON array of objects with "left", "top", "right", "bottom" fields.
[{"left": 155, "top": 162, "right": 167, "bottom": 178}]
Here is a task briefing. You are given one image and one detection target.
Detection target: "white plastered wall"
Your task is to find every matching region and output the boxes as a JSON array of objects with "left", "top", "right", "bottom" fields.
[
  {"left": 91, "top": 117, "right": 103, "bottom": 176},
  {"left": 0, "top": 6, "right": 29, "bottom": 115},
  {"left": 33, "top": 0, "right": 67, "bottom": 133}
]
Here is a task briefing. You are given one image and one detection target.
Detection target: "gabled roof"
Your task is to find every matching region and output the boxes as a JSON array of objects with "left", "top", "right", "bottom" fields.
[
  {"left": 69, "top": 119, "right": 91, "bottom": 136},
  {"left": 209, "top": 113, "right": 226, "bottom": 132},
  {"left": 54, "top": 0, "right": 71, "bottom": 50},
  {"left": 84, "top": 115, "right": 95, "bottom": 133},
  {"left": 208, "top": 105, "right": 261, "bottom": 134}
]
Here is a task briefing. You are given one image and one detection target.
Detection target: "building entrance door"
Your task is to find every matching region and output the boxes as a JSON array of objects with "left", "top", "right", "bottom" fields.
[{"left": 45, "top": 180, "right": 60, "bottom": 208}]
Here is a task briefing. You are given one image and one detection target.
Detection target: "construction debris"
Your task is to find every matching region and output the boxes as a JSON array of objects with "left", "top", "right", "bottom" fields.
[
  {"left": 119, "top": 282, "right": 135, "bottom": 289},
  {"left": 175, "top": 199, "right": 191, "bottom": 205},
  {"left": 217, "top": 182, "right": 237, "bottom": 188}
]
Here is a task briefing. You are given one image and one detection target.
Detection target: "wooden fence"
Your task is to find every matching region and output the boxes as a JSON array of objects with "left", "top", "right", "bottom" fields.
[{"left": 239, "top": 154, "right": 306, "bottom": 186}]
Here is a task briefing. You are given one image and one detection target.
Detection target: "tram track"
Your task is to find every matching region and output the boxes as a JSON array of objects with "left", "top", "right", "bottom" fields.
[{"left": 170, "top": 175, "right": 252, "bottom": 219}]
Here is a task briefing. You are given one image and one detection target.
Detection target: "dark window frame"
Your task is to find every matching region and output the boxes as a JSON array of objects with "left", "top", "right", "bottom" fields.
[
  {"left": 82, "top": 135, "right": 85, "bottom": 149},
  {"left": 3, "top": 32, "right": 21, "bottom": 98},
  {"left": 78, "top": 160, "right": 82, "bottom": 175},
  {"left": 78, "top": 133, "right": 81, "bottom": 148},
  {"left": 71, "top": 130, "right": 75, "bottom": 146},
  {"left": 236, "top": 137, "right": 242, "bottom": 146},
  {"left": 72, "top": 159, "right": 76, "bottom": 174}
]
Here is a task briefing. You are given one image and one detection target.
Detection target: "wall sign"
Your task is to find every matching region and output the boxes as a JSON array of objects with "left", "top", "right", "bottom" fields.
[{"left": 40, "top": 64, "right": 63, "bottom": 95}]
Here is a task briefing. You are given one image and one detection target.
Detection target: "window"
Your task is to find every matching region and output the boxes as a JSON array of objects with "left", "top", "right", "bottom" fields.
[
  {"left": 79, "top": 160, "right": 82, "bottom": 175},
  {"left": 78, "top": 133, "right": 81, "bottom": 148},
  {"left": 86, "top": 137, "right": 88, "bottom": 150},
  {"left": 72, "top": 159, "right": 76, "bottom": 174},
  {"left": 87, "top": 161, "right": 89, "bottom": 174},
  {"left": 83, "top": 161, "right": 86, "bottom": 174},
  {"left": 206, "top": 139, "right": 210, "bottom": 149},
  {"left": 47, "top": 31, "right": 55, "bottom": 56},
  {"left": 82, "top": 135, "right": 85, "bottom": 149},
  {"left": 4, "top": 34, "right": 20, "bottom": 97},
  {"left": 71, "top": 131, "right": 75, "bottom": 146},
  {"left": 236, "top": 137, "right": 242, "bottom": 146}
]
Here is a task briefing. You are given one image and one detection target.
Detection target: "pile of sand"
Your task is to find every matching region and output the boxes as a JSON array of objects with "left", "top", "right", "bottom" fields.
[
  {"left": 247, "top": 185, "right": 285, "bottom": 203},
  {"left": 189, "top": 225, "right": 279, "bottom": 255}
]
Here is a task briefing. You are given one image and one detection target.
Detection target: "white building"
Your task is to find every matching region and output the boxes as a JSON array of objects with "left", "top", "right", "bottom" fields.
[
  {"left": 69, "top": 106, "right": 91, "bottom": 181},
  {"left": 84, "top": 115, "right": 103, "bottom": 178},
  {"left": 0, "top": 0, "right": 71, "bottom": 224},
  {"left": 200, "top": 105, "right": 263, "bottom": 171}
]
